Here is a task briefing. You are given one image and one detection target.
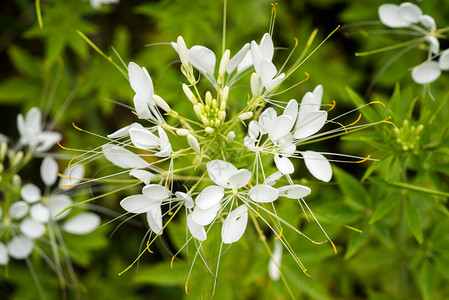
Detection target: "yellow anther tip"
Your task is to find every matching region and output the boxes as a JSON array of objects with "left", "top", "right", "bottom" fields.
[
  {"left": 356, "top": 154, "right": 370, "bottom": 164},
  {"left": 275, "top": 227, "right": 283, "bottom": 240}
]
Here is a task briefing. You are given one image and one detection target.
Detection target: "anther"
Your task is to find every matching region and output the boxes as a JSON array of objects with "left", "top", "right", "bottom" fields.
[
  {"left": 275, "top": 227, "right": 283, "bottom": 240},
  {"left": 355, "top": 154, "right": 370, "bottom": 164},
  {"left": 146, "top": 241, "right": 154, "bottom": 253},
  {"left": 348, "top": 113, "right": 362, "bottom": 126}
]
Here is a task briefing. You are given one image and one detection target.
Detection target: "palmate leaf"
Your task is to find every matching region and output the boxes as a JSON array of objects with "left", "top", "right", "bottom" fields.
[{"left": 24, "top": 0, "right": 96, "bottom": 64}]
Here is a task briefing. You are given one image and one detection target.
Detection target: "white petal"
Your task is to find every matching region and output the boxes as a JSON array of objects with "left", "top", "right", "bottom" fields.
[
  {"left": 258, "top": 107, "right": 277, "bottom": 134},
  {"left": 129, "top": 127, "right": 160, "bottom": 150},
  {"left": 8, "top": 236, "right": 33, "bottom": 259},
  {"left": 312, "top": 85, "right": 323, "bottom": 103},
  {"left": 268, "top": 240, "right": 283, "bottom": 281},
  {"left": 227, "top": 43, "right": 250, "bottom": 74},
  {"left": 107, "top": 122, "right": 143, "bottom": 139},
  {"left": 0, "top": 242, "right": 8, "bottom": 265},
  {"left": 129, "top": 169, "right": 155, "bottom": 185},
  {"left": 281, "top": 142, "right": 296, "bottom": 155},
  {"left": 419, "top": 15, "right": 436, "bottom": 31},
  {"left": 206, "top": 160, "right": 238, "bottom": 188},
  {"left": 248, "top": 120, "right": 260, "bottom": 139},
  {"left": 228, "top": 169, "right": 252, "bottom": 189},
  {"left": 284, "top": 99, "right": 298, "bottom": 121},
  {"left": 244, "top": 136, "right": 258, "bottom": 152},
  {"left": 20, "top": 184, "right": 41, "bottom": 203},
  {"left": 102, "top": 144, "right": 149, "bottom": 169},
  {"left": 133, "top": 94, "right": 152, "bottom": 119},
  {"left": 175, "top": 191, "right": 194, "bottom": 209},
  {"left": 48, "top": 194, "right": 72, "bottom": 220},
  {"left": 268, "top": 115, "right": 294, "bottom": 142},
  {"left": 40, "top": 156, "right": 58, "bottom": 186},
  {"left": 294, "top": 111, "right": 327, "bottom": 139},
  {"left": 297, "top": 87, "right": 323, "bottom": 127},
  {"left": 142, "top": 184, "right": 171, "bottom": 201},
  {"left": 128, "top": 62, "right": 153, "bottom": 98},
  {"left": 191, "top": 203, "right": 221, "bottom": 226},
  {"left": 146, "top": 206, "right": 163, "bottom": 235},
  {"left": 274, "top": 154, "right": 295, "bottom": 175},
  {"left": 251, "top": 40, "right": 263, "bottom": 75},
  {"left": 411, "top": 61, "right": 441, "bottom": 84},
  {"left": 264, "top": 73, "right": 285, "bottom": 93},
  {"left": 187, "top": 214, "right": 207, "bottom": 241},
  {"left": 237, "top": 50, "right": 253, "bottom": 74},
  {"left": 249, "top": 185, "right": 279, "bottom": 203},
  {"left": 9, "top": 201, "right": 29, "bottom": 219},
  {"left": 302, "top": 151, "right": 332, "bottom": 182},
  {"left": 120, "top": 194, "right": 156, "bottom": 214},
  {"left": 439, "top": 49, "right": 449, "bottom": 71},
  {"left": 35, "top": 131, "right": 61, "bottom": 152},
  {"left": 59, "top": 165, "right": 84, "bottom": 190},
  {"left": 398, "top": 2, "right": 422, "bottom": 23},
  {"left": 222, "top": 205, "right": 248, "bottom": 244},
  {"left": 189, "top": 46, "right": 216, "bottom": 78},
  {"left": 278, "top": 184, "right": 311, "bottom": 199},
  {"left": 20, "top": 218, "right": 46, "bottom": 239},
  {"left": 63, "top": 213, "right": 100, "bottom": 235},
  {"left": 157, "top": 126, "right": 170, "bottom": 149},
  {"left": 30, "top": 203, "right": 50, "bottom": 223},
  {"left": 25, "top": 107, "right": 42, "bottom": 131},
  {"left": 379, "top": 4, "right": 411, "bottom": 28},
  {"left": 259, "top": 33, "right": 274, "bottom": 62},
  {"left": 426, "top": 36, "right": 439, "bottom": 55},
  {"left": 155, "top": 144, "right": 172, "bottom": 158},
  {"left": 195, "top": 185, "right": 225, "bottom": 210},
  {"left": 264, "top": 171, "right": 282, "bottom": 186}
]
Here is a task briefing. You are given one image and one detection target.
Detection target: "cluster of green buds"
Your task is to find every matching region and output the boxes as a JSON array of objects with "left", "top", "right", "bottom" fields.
[
  {"left": 393, "top": 120, "right": 424, "bottom": 154},
  {"left": 187, "top": 87, "right": 228, "bottom": 131}
]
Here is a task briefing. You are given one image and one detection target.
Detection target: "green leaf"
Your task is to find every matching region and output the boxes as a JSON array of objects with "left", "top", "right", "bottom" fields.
[
  {"left": 8, "top": 46, "right": 42, "bottom": 78},
  {"left": 369, "top": 192, "right": 399, "bottom": 224},
  {"left": 0, "top": 78, "right": 41, "bottom": 104},
  {"left": 344, "top": 229, "right": 370, "bottom": 259},
  {"left": 133, "top": 262, "right": 189, "bottom": 286},
  {"left": 334, "top": 166, "right": 370, "bottom": 208},
  {"left": 418, "top": 260, "right": 438, "bottom": 300},
  {"left": 404, "top": 198, "right": 423, "bottom": 244},
  {"left": 46, "top": 34, "right": 66, "bottom": 63}
]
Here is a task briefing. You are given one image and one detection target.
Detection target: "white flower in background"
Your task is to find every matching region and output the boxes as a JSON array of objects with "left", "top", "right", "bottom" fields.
[
  {"left": 20, "top": 158, "right": 100, "bottom": 237},
  {"left": 268, "top": 240, "right": 283, "bottom": 281},
  {"left": 89, "top": 0, "right": 119, "bottom": 9},
  {"left": 411, "top": 49, "right": 449, "bottom": 84},
  {"left": 17, "top": 107, "right": 61, "bottom": 153},
  {"left": 378, "top": 2, "right": 448, "bottom": 84}
]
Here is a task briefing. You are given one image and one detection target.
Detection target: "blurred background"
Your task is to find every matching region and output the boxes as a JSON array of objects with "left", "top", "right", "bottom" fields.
[{"left": 1, "top": 0, "right": 449, "bottom": 299}]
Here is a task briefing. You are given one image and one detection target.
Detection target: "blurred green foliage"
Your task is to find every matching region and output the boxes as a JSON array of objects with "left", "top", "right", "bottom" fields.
[{"left": 1, "top": 0, "right": 449, "bottom": 299}]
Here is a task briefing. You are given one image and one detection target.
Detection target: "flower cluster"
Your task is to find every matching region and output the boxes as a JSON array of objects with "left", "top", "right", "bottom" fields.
[
  {"left": 87, "top": 29, "right": 376, "bottom": 284},
  {"left": 0, "top": 107, "right": 100, "bottom": 286},
  {"left": 378, "top": 2, "right": 449, "bottom": 84}
]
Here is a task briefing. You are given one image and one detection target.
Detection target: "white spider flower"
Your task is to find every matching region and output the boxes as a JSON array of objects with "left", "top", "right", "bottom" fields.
[
  {"left": 188, "top": 160, "right": 280, "bottom": 244},
  {"left": 17, "top": 107, "right": 61, "bottom": 153},
  {"left": 378, "top": 2, "right": 447, "bottom": 84},
  {"left": 244, "top": 85, "right": 332, "bottom": 182}
]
